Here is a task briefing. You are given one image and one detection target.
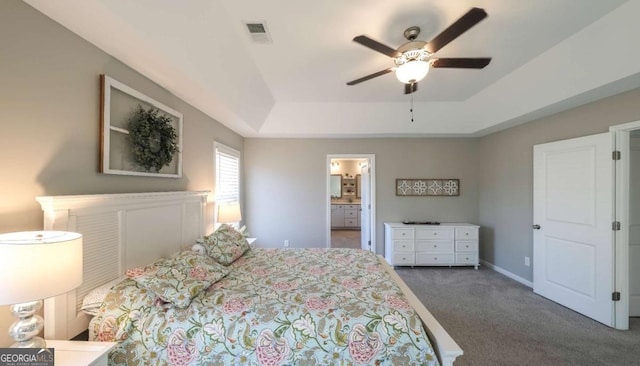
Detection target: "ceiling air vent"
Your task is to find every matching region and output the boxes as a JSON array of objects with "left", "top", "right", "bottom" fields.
[{"left": 244, "top": 21, "right": 272, "bottom": 43}]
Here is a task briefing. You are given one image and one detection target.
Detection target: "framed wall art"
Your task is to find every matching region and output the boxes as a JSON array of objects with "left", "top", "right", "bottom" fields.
[
  {"left": 100, "top": 74, "right": 183, "bottom": 178},
  {"left": 396, "top": 178, "right": 460, "bottom": 196}
]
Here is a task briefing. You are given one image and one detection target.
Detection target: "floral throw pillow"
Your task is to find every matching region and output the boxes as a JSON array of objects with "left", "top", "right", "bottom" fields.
[
  {"left": 196, "top": 224, "right": 250, "bottom": 265},
  {"left": 126, "top": 251, "right": 229, "bottom": 308}
]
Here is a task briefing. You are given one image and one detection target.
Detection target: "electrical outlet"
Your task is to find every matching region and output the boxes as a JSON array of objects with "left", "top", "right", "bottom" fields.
[
  {"left": 524, "top": 256, "right": 530, "bottom": 267},
  {"left": 284, "top": 240, "right": 289, "bottom": 247}
]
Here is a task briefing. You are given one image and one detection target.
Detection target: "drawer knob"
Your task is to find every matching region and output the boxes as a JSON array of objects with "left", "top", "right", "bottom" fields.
[
  {"left": 434, "top": 233, "right": 437, "bottom": 236},
  {"left": 466, "top": 245, "right": 469, "bottom": 248},
  {"left": 434, "top": 245, "right": 438, "bottom": 248},
  {"left": 434, "top": 257, "right": 438, "bottom": 260},
  {"left": 466, "top": 257, "right": 469, "bottom": 260},
  {"left": 466, "top": 233, "right": 469, "bottom": 236}
]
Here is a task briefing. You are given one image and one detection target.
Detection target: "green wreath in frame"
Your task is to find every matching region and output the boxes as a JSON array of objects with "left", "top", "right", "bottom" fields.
[{"left": 128, "top": 105, "right": 178, "bottom": 172}]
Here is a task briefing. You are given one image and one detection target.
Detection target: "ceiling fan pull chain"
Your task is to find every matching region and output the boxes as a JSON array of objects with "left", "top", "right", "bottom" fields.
[{"left": 410, "top": 95, "right": 414, "bottom": 123}]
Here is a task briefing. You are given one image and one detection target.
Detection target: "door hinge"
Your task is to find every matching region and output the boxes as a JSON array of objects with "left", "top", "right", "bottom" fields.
[
  {"left": 612, "top": 221, "right": 621, "bottom": 231},
  {"left": 612, "top": 292, "right": 621, "bottom": 301},
  {"left": 368, "top": 240, "right": 371, "bottom": 247},
  {"left": 613, "top": 151, "right": 621, "bottom": 160}
]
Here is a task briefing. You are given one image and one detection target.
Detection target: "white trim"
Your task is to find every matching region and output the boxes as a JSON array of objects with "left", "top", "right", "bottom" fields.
[
  {"left": 326, "top": 154, "right": 376, "bottom": 254},
  {"left": 480, "top": 259, "right": 534, "bottom": 288},
  {"left": 610, "top": 119, "right": 640, "bottom": 330},
  {"left": 610, "top": 120, "right": 640, "bottom": 132},
  {"left": 366, "top": 156, "right": 377, "bottom": 254},
  {"left": 214, "top": 141, "right": 241, "bottom": 158}
]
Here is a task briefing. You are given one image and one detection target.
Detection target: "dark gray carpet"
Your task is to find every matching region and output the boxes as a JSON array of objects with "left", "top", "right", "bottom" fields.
[{"left": 395, "top": 266, "right": 640, "bottom": 366}]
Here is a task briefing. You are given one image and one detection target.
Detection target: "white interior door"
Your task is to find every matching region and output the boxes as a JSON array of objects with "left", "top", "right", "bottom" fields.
[
  {"left": 533, "top": 132, "right": 614, "bottom": 326},
  {"left": 360, "top": 163, "right": 371, "bottom": 251},
  {"left": 629, "top": 134, "right": 640, "bottom": 316}
]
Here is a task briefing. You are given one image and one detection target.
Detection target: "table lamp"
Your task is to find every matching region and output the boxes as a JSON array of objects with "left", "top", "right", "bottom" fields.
[
  {"left": 0, "top": 231, "right": 83, "bottom": 348},
  {"left": 217, "top": 202, "right": 242, "bottom": 228}
]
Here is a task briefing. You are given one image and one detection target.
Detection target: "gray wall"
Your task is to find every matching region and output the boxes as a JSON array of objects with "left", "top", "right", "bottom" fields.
[
  {"left": 478, "top": 87, "right": 640, "bottom": 281},
  {"left": 245, "top": 87, "right": 640, "bottom": 283},
  {"left": 0, "top": 1, "right": 242, "bottom": 346},
  {"left": 244, "top": 138, "right": 480, "bottom": 254}
]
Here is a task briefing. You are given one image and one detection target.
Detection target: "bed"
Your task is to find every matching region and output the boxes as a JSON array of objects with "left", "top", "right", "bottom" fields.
[{"left": 36, "top": 191, "right": 462, "bottom": 365}]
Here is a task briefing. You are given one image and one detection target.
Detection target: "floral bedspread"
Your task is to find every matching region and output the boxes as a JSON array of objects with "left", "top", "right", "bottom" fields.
[{"left": 89, "top": 248, "right": 439, "bottom": 365}]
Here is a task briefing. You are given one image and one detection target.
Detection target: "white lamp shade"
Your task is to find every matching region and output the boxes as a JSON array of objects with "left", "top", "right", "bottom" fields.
[
  {"left": 395, "top": 60, "right": 430, "bottom": 84},
  {"left": 217, "top": 203, "right": 242, "bottom": 223},
  {"left": 0, "top": 231, "right": 83, "bottom": 305}
]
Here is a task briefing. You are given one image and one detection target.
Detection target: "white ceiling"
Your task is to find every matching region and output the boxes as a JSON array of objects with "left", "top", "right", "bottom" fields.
[{"left": 25, "top": 0, "right": 640, "bottom": 138}]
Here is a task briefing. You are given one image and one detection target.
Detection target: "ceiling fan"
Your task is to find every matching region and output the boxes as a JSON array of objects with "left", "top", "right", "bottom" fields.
[{"left": 346, "top": 7, "right": 492, "bottom": 94}]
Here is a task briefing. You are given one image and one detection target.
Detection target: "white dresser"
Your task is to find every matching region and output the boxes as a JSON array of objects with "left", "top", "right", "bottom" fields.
[{"left": 384, "top": 222, "right": 479, "bottom": 269}]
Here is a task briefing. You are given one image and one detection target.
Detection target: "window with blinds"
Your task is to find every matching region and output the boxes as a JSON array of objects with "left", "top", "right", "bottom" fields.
[{"left": 215, "top": 142, "right": 240, "bottom": 204}]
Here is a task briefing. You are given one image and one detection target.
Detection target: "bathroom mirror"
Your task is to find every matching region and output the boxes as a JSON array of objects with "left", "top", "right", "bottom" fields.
[{"left": 330, "top": 174, "right": 342, "bottom": 198}]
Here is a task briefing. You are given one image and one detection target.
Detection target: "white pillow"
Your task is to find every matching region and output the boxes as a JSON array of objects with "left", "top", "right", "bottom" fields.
[
  {"left": 191, "top": 243, "right": 207, "bottom": 255},
  {"left": 80, "top": 276, "right": 127, "bottom": 316}
]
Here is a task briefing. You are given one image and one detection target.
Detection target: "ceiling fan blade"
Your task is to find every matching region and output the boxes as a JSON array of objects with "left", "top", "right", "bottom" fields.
[
  {"left": 346, "top": 68, "right": 394, "bottom": 86},
  {"left": 353, "top": 35, "right": 401, "bottom": 58},
  {"left": 425, "top": 8, "right": 488, "bottom": 54},
  {"left": 431, "top": 58, "right": 491, "bottom": 68},
  {"left": 404, "top": 82, "right": 418, "bottom": 95}
]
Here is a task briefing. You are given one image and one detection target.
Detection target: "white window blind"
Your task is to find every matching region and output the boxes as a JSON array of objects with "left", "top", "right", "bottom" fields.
[{"left": 215, "top": 142, "right": 240, "bottom": 204}]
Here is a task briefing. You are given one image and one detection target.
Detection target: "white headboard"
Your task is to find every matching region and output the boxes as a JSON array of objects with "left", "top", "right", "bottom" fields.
[{"left": 36, "top": 191, "right": 209, "bottom": 340}]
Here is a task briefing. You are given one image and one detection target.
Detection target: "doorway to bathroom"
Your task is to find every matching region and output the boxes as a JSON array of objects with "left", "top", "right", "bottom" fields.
[{"left": 326, "top": 154, "right": 376, "bottom": 253}]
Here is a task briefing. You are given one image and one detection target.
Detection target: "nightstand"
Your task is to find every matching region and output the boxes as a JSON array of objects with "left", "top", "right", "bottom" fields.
[{"left": 46, "top": 340, "right": 115, "bottom": 366}]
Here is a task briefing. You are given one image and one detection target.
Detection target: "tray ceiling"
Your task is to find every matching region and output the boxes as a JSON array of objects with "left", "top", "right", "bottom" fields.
[{"left": 25, "top": 0, "right": 640, "bottom": 137}]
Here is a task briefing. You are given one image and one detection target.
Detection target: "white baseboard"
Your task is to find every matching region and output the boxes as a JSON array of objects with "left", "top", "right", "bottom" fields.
[{"left": 480, "top": 259, "right": 533, "bottom": 288}]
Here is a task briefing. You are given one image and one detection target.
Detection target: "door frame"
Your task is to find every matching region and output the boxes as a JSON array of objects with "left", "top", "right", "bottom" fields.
[
  {"left": 326, "top": 154, "right": 376, "bottom": 253},
  {"left": 611, "top": 120, "right": 640, "bottom": 330}
]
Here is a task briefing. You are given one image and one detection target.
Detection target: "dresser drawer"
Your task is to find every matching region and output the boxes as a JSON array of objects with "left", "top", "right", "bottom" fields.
[
  {"left": 455, "top": 253, "right": 478, "bottom": 264},
  {"left": 455, "top": 226, "right": 478, "bottom": 240},
  {"left": 333, "top": 204, "right": 345, "bottom": 210},
  {"left": 455, "top": 240, "right": 478, "bottom": 252},
  {"left": 393, "top": 240, "right": 414, "bottom": 252},
  {"left": 345, "top": 204, "right": 359, "bottom": 210},
  {"left": 344, "top": 209, "right": 358, "bottom": 218},
  {"left": 415, "top": 253, "right": 455, "bottom": 265},
  {"left": 415, "top": 227, "right": 454, "bottom": 240},
  {"left": 415, "top": 240, "right": 454, "bottom": 253},
  {"left": 392, "top": 228, "right": 414, "bottom": 240},
  {"left": 393, "top": 253, "right": 415, "bottom": 265},
  {"left": 344, "top": 219, "right": 358, "bottom": 227}
]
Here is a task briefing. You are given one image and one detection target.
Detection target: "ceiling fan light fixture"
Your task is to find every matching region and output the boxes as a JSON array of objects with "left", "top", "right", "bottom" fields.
[
  {"left": 346, "top": 8, "right": 490, "bottom": 92},
  {"left": 395, "top": 60, "right": 429, "bottom": 84}
]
